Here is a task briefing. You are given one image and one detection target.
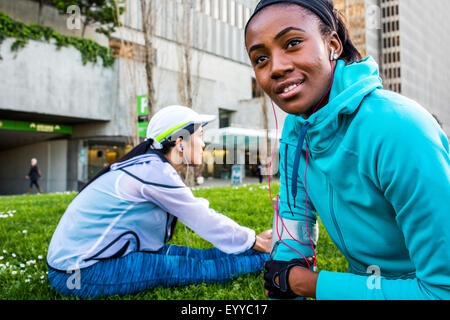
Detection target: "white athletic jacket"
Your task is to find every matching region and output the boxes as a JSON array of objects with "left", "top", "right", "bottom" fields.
[{"left": 47, "top": 151, "right": 256, "bottom": 271}]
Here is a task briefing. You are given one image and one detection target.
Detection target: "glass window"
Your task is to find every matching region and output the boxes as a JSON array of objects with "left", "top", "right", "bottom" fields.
[
  {"left": 252, "top": 78, "right": 263, "bottom": 98},
  {"left": 230, "top": 0, "right": 236, "bottom": 26},
  {"left": 87, "top": 143, "right": 130, "bottom": 180},
  {"left": 237, "top": 3, "right": 243, "bottom": 29},
  {"left": 219, "top": 109, "right": 234, "bottom": 128},
  {"left": 222, "top": 0, "right": 228, "bottom": 23}
]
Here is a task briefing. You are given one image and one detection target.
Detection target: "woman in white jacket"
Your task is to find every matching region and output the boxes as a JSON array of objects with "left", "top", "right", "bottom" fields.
[{"left": 47, "top": 105, "right": 271, "bottom": 299}]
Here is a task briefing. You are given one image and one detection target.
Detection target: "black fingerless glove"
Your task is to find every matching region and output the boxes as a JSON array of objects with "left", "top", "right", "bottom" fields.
[{"left": 263, "top": 258, "right": 309, "bottom": 299}]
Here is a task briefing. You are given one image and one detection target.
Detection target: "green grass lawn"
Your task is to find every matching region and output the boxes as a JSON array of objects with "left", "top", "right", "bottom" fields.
[{"left": 0, "top": 183, "right": 347, "bottom": 300}]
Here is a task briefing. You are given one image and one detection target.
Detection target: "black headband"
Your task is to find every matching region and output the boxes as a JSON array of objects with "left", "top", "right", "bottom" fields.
[{"left": 245, "top": 0, "right": 337, "bottom": 33}]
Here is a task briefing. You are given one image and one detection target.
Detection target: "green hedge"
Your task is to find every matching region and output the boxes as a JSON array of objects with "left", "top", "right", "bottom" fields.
[{"left": 0, "top": 11, "right": 114, "bottom": 67}]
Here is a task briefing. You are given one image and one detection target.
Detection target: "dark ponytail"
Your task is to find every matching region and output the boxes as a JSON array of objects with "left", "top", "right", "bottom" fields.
[
  {"left": 80, "top": 122, "right": 199, "bottom": 192},
  {"left": 80, "top": 138, "right": 175, "bottom": 192},
  {"left": 328, "top": 6, "right": 362, "bottom": 64}
]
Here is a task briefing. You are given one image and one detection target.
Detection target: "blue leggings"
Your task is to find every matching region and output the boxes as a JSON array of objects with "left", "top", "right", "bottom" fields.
[{"left": 48, "top": 245, "right": 270, "bottom": 299}]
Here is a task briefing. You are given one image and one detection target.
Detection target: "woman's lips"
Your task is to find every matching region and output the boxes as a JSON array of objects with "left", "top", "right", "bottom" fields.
[{"left": 277, "top": 80, "right": 305, "bottom": 99}]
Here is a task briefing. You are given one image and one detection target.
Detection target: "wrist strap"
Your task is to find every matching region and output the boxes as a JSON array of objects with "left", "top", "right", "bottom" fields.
[{"left": 273, "top": 259, "right": 308, "bottom": 293}]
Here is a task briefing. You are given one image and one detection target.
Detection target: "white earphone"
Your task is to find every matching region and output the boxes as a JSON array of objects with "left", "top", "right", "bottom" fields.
[{"left": 330, "top": 48, "right": 339, "bottom": 61}]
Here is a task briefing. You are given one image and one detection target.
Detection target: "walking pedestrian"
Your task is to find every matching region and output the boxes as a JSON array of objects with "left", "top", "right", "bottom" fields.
[{"left": 26, "top": 158, "right": 43, "bottom": 194}]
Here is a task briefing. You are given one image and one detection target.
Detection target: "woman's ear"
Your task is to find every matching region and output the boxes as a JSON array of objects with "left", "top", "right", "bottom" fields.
[
  {"left": 328, "top": 32, "right": 343, "bottom": 60},
  {"left": 175, "top": 137, "right": 184, "bottom": 153}
]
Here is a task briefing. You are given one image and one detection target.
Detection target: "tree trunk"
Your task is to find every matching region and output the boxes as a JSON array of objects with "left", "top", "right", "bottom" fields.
[
  {"left": 184, "top": 0, "right": 193, "bottom": 107},
  {"left": 140, "top": 0, "right": 157, "bottom": 117},
  {"left": 179, "top": 0, "right": 195, "bottom": 186},
  {"left": 176, "top": 0, "right": 193, "bottom": 108},
  {"left": 81, "top": 20, "right": 88, "bottom": 37},
  {"left": 37, "top": 0, "right": 44, "bottom": 25}
]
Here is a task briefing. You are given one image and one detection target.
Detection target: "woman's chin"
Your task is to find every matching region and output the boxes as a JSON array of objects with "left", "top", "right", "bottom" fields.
[
  {"left": 280, "top": 105, "right": 311, "bottom": 116},
  {"left": 275, "top": 98, "right": 317, "bottom": 116}
]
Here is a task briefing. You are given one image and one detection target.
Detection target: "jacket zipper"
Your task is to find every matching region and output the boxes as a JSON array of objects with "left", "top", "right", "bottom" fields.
[{"left": 328, "top": 183, "right": 352, "bottom": 262}]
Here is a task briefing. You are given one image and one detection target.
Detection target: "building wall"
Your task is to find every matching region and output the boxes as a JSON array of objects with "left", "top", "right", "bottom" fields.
[
  {"left": 0, "top": 139, "right": 68, "bottom": 195},
  {"left": 0, "top": 0, "right": 260, "bottom": 136},
  {"left": 380, "top": 0, "right": 401, "bottom": 92},
  {"left": 399, "top": 0, "right": 450, "bottom": 136},
  {"left": 0, "top": 38, "right": 116, "bottom": 123},
  {"left": 0, "top": 0, "right": 109, "bottom": 46},
  {"left": 0, "top": 0, "right": 275, "bottom": 194},
  {"left": 105, "top": 0, "right": 260, "bottom": 135},
  {"left": 364, "top": 0, "right": 382, "bottom": 63},
  {"left": 334, "top": 0, "right": 449, "bottom": 136},
  {"left": 113, "top": 0, "right": 255, "bottom": 65},
  {"left": 233, "top": 97, "right": 287, "bottom": 132}
]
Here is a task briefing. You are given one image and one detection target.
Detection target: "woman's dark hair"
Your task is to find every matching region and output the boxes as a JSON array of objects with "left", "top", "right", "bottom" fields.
[
  {"left": 80, "top": 123, "right": 199, "bottom": 192},
  {"left": 320, "top": 3, "right": 362, "bottom": 64},
  {"left": 245, "top": 0, "right": 362, "bottom": 64}
]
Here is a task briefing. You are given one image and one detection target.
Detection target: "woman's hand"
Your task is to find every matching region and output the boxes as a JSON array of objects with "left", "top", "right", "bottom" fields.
[
  {"left": 263, "top": 257, "right": 318, "bottom": 299},
  {"left": 287, "top": 263, "right": 318, "bottom": 298},
  {"left": 252, "top": 229, "right": 272, "bottom": 253}
]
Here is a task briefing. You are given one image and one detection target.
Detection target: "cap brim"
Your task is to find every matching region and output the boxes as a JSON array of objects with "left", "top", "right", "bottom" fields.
[{"left": 197, "top": 114, "right": 217, "bottom": 127}]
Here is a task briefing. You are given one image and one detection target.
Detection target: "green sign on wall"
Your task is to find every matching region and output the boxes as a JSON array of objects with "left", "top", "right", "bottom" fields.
[
  {"left": 0, "top": 119, "right": 72, "bottom": 134},
  {"left": 137, "top": 94, "right": 149, "bottom": 138}
]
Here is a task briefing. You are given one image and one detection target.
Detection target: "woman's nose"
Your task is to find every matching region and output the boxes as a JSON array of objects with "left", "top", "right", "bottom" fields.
[{"left": 271, "top": 50, "right": 294, "bottom": 79}]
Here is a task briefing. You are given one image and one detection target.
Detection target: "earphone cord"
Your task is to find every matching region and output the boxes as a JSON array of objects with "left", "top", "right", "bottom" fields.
[
  {"left": 268, "top": 57, "right": 336, "bottom": 269},
  {"left": 182, "top": 147, "right": 191, "bottom": 249}
]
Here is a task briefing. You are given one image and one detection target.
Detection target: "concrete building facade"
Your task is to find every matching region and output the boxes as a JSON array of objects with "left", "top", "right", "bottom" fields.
[
  {"left": 0, "top": 0, "right": 284, "bottom": 195},
  {"left": 334, "top": 0, "right": 450, "bottom": 136},
  {"left": 2, "top": 0, "right": 447, "bottom": 195}
]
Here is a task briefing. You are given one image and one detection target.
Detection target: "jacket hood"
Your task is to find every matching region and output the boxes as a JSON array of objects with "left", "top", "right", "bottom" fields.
[{"left": 290, "top": 56, "right": 383, "bottom": 153}]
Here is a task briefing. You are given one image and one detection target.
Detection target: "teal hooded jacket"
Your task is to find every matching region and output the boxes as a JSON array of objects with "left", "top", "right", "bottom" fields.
[{"left": 273, "top": 56, "right": 450, "bottom": 300}]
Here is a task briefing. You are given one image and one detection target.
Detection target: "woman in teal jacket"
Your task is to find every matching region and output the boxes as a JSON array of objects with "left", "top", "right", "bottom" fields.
[{"left": 245, "top": 0, "right": 450, "bottom": 299}]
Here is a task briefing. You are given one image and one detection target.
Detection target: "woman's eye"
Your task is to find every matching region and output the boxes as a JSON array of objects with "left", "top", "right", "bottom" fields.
[
  {"left": 254, "top": 56, "right": 268, "bottom": 65},
  {"left": 287, "top": 39, "right": 302, "bottom": 48}
]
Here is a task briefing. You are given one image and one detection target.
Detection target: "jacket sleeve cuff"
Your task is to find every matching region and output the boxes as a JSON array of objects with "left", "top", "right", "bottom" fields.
[
  {"left": 316, "top": 270, "right": 370, "bottom": 300},
  {"left": 240, "top": 228, "right": 256, "bottom": 254}
]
